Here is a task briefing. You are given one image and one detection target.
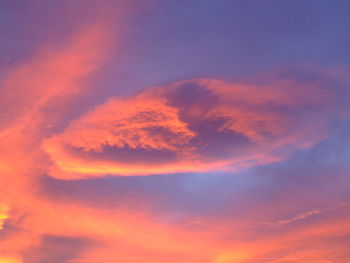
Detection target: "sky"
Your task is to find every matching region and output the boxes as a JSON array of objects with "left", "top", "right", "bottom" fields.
[{"left": 1, "top": 0, "right": 350, "bottom": 262}]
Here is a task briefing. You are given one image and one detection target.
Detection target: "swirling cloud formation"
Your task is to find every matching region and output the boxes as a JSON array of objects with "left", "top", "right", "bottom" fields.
[{"left": 44, "top": 77, "right": 334, "bottom": 179}]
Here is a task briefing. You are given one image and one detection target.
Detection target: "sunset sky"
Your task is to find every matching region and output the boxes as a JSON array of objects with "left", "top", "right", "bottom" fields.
[{"left": 1, "top": 1, "right": 350, "bottom": 262}]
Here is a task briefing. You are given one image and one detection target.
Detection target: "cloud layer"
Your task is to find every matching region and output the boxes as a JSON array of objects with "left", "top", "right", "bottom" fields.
[{"left": 1, "top": 1, "right": 350, "bottom": 262}]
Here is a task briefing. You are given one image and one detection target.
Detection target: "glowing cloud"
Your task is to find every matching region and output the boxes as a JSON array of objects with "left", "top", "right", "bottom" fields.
[
  {"left": 0, "top": 20, "right": 113, "bottom": 260},
  {"left": 44, "top": 78, "right": 334, "bottom": 178}
]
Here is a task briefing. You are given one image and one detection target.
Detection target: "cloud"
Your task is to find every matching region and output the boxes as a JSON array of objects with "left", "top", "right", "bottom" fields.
[
  {"left": 43, "top": 77, "right": 337, "bottom": 179},
  {"left": 262, "top": 202, "right": 350, "bottom": 227},
  {"left": 0, "top": 18, "right": 113, "bottom": 260}
]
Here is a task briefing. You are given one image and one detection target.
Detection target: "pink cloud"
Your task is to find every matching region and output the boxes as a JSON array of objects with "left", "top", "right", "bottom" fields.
[{"left": 43, "top": 77, "right": 335, "bottom": 179}]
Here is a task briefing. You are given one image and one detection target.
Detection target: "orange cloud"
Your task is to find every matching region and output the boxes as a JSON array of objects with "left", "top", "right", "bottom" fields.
[
  {"left": 17, "top": 195, "right": 348, "bottom": 263},
  {"left": 0, "top": 22, "right": 112, "bottom": 260},
  {"left": 43, "top": 78, "right": 333, "bottom": 179}
]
